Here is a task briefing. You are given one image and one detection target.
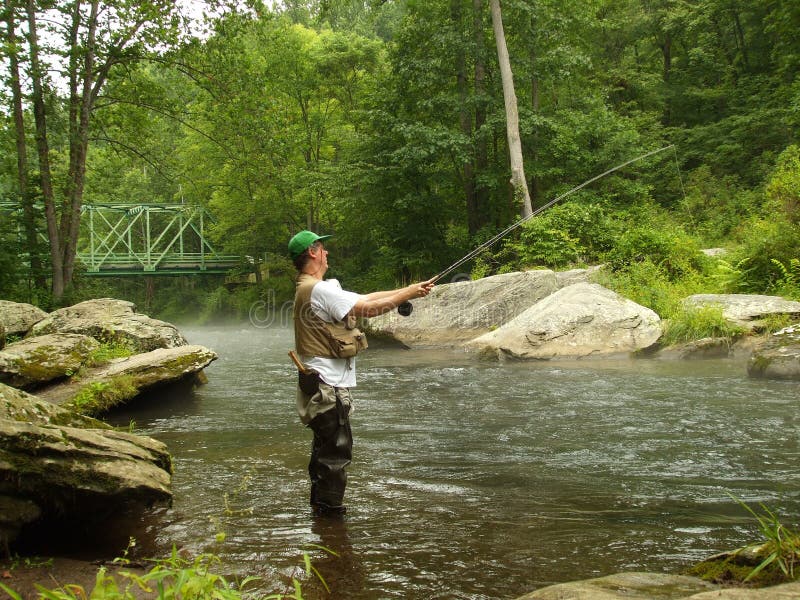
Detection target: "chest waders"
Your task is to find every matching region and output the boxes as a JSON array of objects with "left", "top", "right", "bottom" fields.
[{"left": 308, "top": 385, "right": 352, "bottom": 516}]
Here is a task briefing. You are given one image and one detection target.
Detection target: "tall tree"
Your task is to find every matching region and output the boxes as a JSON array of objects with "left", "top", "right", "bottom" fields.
[
  {"left": 489, "top": 0, "right": 532, "bottom": 218},
  {"left": 14, "top": 0, "right": 187, "bottom": 299}
]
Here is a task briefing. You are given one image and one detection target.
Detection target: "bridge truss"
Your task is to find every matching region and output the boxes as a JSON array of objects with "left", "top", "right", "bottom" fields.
[
  {"left": 0, "top": 202, "right": 241, "bottom": 276},
  {"left": 79, "top": 203, "right": 240, "bottom": 275}
]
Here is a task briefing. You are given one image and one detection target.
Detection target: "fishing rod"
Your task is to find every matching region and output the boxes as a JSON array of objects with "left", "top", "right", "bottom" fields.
[{"left": 397, "top": 144, "right": 675, "bottom": 317}]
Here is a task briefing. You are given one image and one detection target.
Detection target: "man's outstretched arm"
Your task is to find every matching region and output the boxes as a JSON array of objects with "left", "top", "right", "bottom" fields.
[{"left": 350, "top": 278, "right": 435, "bottom": 318}]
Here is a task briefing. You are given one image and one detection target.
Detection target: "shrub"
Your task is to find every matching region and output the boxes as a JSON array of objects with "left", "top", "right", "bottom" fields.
[
  {"left": 604, "top": 225, "right": 707, "bottom": 281},
  {"left": 678, "top": 165, "right": 762, "bottom": 243},
  {"left": 765, "top": 144, "right": 800, "bottom": 223},
  {"left": 725, "top": 218, "right": 800, "bottom": 294}
]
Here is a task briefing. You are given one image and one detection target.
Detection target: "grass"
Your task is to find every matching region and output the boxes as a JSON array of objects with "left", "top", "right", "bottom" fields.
[
  {"left": 85, "top": 341, "right": 135, "bottom": 368},
  {"left": 660, "top": 304, "right": 746, "bottom": 346},
  {"left": 66, "top": 375, "right": 139, "bottom": 415},
  {"left": 0, "top": 545, "right": 329, "bottom": 600},
  {"left": 688, "top": 497, "right": 800, "bottom": 587}
]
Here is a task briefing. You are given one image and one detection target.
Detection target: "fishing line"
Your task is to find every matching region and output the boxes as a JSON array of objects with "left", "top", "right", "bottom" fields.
[{"left": 397, "top": 144, "right": 676, "bottom": 317}]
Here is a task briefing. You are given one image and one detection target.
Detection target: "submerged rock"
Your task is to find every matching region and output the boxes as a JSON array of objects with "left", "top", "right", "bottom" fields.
[
  {"left": 0, "top": 383, "right": 172, "bottom": 549},
  {"left": 368, "top": 270, "right": 558, "bottom": 346},
  {"left": 516, "top": 571, "right": 800, "bottom": 599},
  {"left": 747, "top": 324, "right": 800, "bottom": 380},
  {"left": 517, "top": 572, "right": 715, "bottom": 599},
  {"left": 468, "top": 282, "right": 662, "bottom": 359},
  {"left": 0, "top": 300, "right": 48, "bottom": 337},
  {"left": 29, "top": 298, "right": 187, "bottom": 352},
  {"left": 0, "top": 333, "right": 100, "bottom": 389}
]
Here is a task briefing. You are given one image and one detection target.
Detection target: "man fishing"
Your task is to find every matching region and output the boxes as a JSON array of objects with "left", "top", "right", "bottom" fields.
[{"left": 289, "top": 230, "right": 434, "bottom": 517}]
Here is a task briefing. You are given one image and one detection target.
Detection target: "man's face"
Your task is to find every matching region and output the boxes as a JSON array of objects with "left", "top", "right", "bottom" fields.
[{"left": 309, "top": 242, "right": 328, "bottom": 272}]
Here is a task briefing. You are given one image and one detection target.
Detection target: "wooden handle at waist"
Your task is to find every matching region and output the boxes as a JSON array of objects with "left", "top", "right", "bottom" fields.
[{"left": 288, "top": 350, "right": 311, "bottom": 374}]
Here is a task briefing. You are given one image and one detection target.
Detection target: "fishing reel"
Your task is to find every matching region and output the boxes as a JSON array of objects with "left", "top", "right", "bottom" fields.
[{"left": 397, "top": 301, "right": 413, "bottom": 317}]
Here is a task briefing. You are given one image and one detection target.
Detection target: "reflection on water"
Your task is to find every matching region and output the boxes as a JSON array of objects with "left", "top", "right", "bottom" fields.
[{"left": 104, "top": 325, "right": 800, "bottom": 599}]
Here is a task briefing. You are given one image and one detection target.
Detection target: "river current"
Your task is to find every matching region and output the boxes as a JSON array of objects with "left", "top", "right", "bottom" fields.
[{"left": 103, "top": 325, "right": 799, "bottom": 599}]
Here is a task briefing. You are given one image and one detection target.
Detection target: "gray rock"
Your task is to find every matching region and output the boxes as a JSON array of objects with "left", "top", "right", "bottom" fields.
[
  {"left": 747, "top": 324, "right": 800, "bottom": 380},
  {"left": 0, "top": 300, "right": 48, "bottom": 337},
  {"left": 656, "top": 337, "right": 734, "bottom": 360},
  {"left": 468, "top": 283, "right": 662, "bottom": 359},
  {"left": 368, "top": 270, "right": 558, "bottom": 346},
  {"left": 0, "top": 333, "right": 100, "bottom": 389},
  {"left": 554, "top": 265, "right": 603, "bottom": 289},
  {"left": 0, "top": 322, "right": 4, "bottom": 350},
  {"left": 30, "top": 298, "right": 187, "bottom": 352},
  {"left": 0, "top": 382, "right": 172, "bottom": 547},
  {"left": 684, "top": 294, "right": 800, "bottom": 332}
]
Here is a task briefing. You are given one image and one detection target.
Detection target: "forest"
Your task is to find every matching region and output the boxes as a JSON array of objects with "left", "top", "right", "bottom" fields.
[{"left": 1, "top": 0, "right": 799, "bottom": 332}]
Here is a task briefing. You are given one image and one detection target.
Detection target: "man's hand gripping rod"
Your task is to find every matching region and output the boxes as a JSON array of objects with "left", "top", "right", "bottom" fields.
[{"left": 397, "top": 144, "right": 675, "bottom": 317}]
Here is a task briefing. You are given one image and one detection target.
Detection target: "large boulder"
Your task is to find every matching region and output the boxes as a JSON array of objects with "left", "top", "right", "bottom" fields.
[
  {"left": 29, "top": 298, "right": 187, "bottom": 352},
  {"left": 367, "top": 270, "right": 558, "bottom": 346},
  {"left": 38, "top": 344, "right": 218, "bottom": 414},
  {"left": 684, "top": 294, "right": 800, "bottom": 332},
  {"left": 0, "top": 333, "right": 100, "bottom": 390},
  {"left": 467, "top": 282, "right": 662, "bottom": 359},
  {"left": 0, "top": 300, "right": 48, "bottom": 337},
  {"left": 747, "top": 324, "right": 800, "bottom": 380},
  {"left": 0, "top": 383, "right": 172, "bottom": 548}
]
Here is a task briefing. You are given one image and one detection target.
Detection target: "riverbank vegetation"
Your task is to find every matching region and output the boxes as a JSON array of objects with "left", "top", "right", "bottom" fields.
[{"left": 1, "top": 1, "right": 798, "bottom": 331}]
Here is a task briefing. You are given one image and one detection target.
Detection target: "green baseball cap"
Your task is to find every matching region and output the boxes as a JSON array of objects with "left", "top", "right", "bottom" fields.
[{"left": 288, "top": 230, "right": 332, "bottom": 258}]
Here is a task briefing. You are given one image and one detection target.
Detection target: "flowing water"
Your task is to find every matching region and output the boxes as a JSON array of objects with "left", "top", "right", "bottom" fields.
[{"left": 103, "top": 325, "right": 799, "bottom": 599}]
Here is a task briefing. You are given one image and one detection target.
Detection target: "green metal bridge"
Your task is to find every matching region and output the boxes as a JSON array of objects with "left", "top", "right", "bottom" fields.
[{"left": 1, "top": 202, "right": 241, "bottom": 276}]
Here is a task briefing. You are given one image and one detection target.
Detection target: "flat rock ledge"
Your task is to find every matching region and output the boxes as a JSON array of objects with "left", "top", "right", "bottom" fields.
[
  {"left": 747, "top": 324, "right": 800, "bottom": 379},
  {"left": 684, "top": 294, "right": 800, "bottom": 332},
  {"left": 0, "top": 383, "right": 172, "bottom": 549},
  {"left": 517, "top": 571, "right": 800, "bottom": 599},
  {"left": 37, "top": 345, "right": 218, "bottom": 412}
]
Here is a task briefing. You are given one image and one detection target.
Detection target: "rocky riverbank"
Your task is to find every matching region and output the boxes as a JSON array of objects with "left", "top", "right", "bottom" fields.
[
  {"left": 367, "top": 269, "right": 800, "bottom": 380},
  {"left": 0, "top": 298, "right": 217, "bottom": 559}
]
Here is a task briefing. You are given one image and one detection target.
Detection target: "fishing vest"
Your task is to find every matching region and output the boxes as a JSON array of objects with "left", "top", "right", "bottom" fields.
[{"left": 293, "top": 273, "right": 368, "bottom": 359}]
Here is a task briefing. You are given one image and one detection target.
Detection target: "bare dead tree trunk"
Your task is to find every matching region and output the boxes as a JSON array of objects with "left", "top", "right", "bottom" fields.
[
  {"left": 26, "top": 0, "right": 64, "bottom": 298},
  {"left": 489, "top": 0, "right": 532, "bottom": 218},
  {"left": 529, "top": 11, "right": 540, "bottom": 209}
]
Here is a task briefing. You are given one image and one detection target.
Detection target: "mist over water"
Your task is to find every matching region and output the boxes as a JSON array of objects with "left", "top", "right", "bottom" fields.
[{"left": 105, "top": 325, "right": 799, "bottom": 599}]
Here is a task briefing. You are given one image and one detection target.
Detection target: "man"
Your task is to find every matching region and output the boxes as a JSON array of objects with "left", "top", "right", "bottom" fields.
[{"left": 289, "top": 230, "right": 434, "bottom": 517}]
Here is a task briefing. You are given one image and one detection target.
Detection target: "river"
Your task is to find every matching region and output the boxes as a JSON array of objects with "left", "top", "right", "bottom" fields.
[{"left": 104, "top": 325, "right": 799, "bottom": 599}]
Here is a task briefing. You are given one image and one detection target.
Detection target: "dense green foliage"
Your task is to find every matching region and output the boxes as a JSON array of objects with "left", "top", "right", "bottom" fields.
[{"left": 1, "top": 0, "right": 798, "bottom": 319}]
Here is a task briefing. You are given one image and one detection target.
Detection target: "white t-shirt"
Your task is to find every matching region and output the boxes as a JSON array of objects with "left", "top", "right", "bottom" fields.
[{"left": 302, "top": 278, "right": 362, "bottom": 388}]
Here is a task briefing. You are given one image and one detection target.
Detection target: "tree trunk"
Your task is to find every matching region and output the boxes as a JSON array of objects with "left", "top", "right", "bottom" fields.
[
  {"left": 63, "top": 0, "right": 99, "bottom": 286},
  {"left": 529, "top": 11, "right": 540, "bottom": 209},
  {"left": 5, "top": 0, "right": 45, "bottom": 290},
  {"left": 26, "top": 0, "right": 64, "bottom": 299},
  {"left": 489, "top": 0, "right": 532, "bottom": 218}
]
